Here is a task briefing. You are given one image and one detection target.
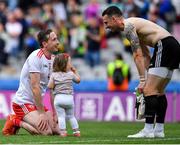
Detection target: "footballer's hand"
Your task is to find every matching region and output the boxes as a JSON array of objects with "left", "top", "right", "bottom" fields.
[
  {"left": 137, "top": 81, "right": 145, "bottom": 93},
  {"left": 52, "top": 112, "right": 58, "bottom": 128},
  {"left": 38, "top": 113, "right": 49, "bottom": 131},
  {"left": 137, "top": 77, "right": 146, "bottom": 93}
]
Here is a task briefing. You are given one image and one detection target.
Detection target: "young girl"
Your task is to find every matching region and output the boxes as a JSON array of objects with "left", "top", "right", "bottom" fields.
[{"left": 48, "top": 53, "right": 81, "bottom": 137}]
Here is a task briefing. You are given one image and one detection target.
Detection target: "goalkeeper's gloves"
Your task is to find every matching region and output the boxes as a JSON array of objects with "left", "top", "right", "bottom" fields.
[{"left": 134, "top": 88, "right": 145, "bottom": 120}]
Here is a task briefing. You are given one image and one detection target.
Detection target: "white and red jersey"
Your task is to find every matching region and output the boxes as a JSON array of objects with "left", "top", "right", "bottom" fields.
[{"left": 13, "top": 49, "right": 53, "bottom": 105}]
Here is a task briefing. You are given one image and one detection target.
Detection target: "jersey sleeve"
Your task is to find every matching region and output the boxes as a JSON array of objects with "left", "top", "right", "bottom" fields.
[{"left": 27, "top": 55, "right": 41, "bottom": 73}]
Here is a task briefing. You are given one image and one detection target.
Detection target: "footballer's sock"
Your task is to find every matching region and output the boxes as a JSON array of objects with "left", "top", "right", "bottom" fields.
[
  {"left": 144, "top": 123, "right": 154, "bottom": 132},
  {"left": 156, "top": 94, "right": 167, "bottom": 123},
  {"left": 144, "top": 95, "right": 158, "bottom": 125},
  {"left": 13, "top": 118, "right": 22, "bottom": 127},
  {"left": 154, "top": 123, "right": 164, "bottom": 132}
]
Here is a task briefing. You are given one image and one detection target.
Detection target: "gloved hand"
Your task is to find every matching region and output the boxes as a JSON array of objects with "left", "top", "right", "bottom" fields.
[{"left": 134, "top": 87, "right": 145, "bottom": 120}]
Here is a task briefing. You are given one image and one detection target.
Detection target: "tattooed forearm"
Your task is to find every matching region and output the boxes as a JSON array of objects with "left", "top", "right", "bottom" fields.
[{"left": 124, "top": 23, "right": 140, "bottom": 52}]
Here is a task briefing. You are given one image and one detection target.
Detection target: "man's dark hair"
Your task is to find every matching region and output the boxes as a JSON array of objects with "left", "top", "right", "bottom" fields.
[
  {"left": 102, "top": 6, "right": 122, "bottom": 17},
  {"left": 37, "top": 29, "right": 53, "bottom": 48}
]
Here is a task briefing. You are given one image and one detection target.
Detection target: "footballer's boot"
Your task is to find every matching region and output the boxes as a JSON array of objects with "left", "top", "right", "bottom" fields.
[
  {"left": 2, "top": 114, "right": 20, "bottom": 136},
  {"left": 73, "top": 130, "right": 81, "bottom": 137},
  {"left": 154, "top": 131, "right": 165, "bottom": 138},
  {"left": 127, "top": 129, "right": 154, "bottom": 138}
]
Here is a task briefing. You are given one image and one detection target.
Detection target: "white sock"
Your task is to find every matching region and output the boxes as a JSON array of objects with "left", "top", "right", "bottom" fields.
[
  {"left": 144, "top": 123, "right": 154, "bottom": 132},
  {"left": 154, "top": 123, "right": 164, "bottom": 132}
]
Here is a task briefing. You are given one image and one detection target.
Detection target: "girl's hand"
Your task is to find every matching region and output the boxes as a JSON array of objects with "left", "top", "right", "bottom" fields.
[{"left": 71, "top": 66, "right": 76, "bottom": 73}]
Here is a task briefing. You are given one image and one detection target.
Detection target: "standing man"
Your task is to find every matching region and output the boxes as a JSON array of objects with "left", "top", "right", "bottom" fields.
[
  {"left": 102, "top": 6, "right": 180, "bottom": 138},
  {"left": 107, "top": 53, "right": 131, "bottom": 91},
  {"left": 2, "top": 29, "right": 60, "bottom": 135}
]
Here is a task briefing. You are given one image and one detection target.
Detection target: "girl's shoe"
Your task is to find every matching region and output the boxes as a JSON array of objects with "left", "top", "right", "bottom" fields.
[{"left": 73, "top": 130, "right": 81, "bottom": 137}]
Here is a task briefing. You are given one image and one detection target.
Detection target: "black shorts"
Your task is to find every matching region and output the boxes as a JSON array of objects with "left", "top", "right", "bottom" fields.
[{"left": 149, "top": 36, "right": 180, "bottom": 69}]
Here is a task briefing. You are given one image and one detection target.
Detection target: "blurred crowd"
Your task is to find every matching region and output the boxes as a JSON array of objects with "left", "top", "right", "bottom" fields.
[{"left": 0, "top": 0, "right": 180, "bottom": 73}]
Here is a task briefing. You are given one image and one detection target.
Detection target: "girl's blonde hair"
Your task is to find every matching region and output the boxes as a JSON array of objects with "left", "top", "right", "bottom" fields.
[{"left": 53, "top": 53, "right": 70, "bottom": 72}]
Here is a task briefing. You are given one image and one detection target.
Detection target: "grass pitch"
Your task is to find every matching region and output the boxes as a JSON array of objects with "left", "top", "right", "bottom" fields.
[{"left": 0, "top": 120, "right": 180, "bottom": 144}]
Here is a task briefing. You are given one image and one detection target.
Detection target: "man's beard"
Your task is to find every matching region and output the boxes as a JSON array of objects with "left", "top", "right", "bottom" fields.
[{"left": 111, "top": 27, "right": 120, "bottom": 32}]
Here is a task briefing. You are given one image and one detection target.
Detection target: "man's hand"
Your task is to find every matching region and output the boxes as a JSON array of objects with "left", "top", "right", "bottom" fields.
[
  {"left": 137, "top": 76, "right": 146, "bottom": 93},
  {"left": 52, "top": 112, "right": 58, "bottom": 128},
  {"left": 37, "top": 113, "right": 49, "bottom": 132}
]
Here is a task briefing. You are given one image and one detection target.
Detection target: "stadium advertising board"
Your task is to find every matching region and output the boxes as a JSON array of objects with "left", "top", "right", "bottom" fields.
[{"left": 0, "top": 91, "right": 180, "bottom": 122}]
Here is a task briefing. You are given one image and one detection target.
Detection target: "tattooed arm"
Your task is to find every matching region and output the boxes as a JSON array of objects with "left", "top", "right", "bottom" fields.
[
  {"left": 124, "top": 22, "right": 146, "bottom": 92},
  {"left": 141, "top": 44, "right": 151, "bottom": 69}
]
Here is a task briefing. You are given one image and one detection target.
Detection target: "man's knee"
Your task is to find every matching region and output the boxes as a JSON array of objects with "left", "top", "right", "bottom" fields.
[{"left": 23, "top": 111, "right": 53, "bottom": 135}]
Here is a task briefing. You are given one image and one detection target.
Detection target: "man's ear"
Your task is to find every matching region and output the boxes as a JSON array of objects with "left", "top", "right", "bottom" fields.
[
  {"left": 112, "top": 16, "right": 119, "bottom": 23},
  {"left": 112, "top": 16, "right": 116, "bottom": 21}
]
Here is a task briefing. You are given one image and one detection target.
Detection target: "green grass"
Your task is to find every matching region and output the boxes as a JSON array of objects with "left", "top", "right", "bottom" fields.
[{"left": 0, "top": 120, "right": 180, "bottom": 144}]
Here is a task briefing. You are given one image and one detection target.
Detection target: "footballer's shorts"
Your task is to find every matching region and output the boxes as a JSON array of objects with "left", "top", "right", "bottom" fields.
[
  {"left": 12, "top": 102, "right": 48, "bottom": 120},
  {"left": 149, "top": 36, "right": 180, "bottom": 70}
]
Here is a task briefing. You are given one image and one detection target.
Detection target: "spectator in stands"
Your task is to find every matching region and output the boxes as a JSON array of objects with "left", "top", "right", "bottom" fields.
[
  {"left": 2, "top": 29, "right": 60, "bottom": 136},
  {"left": 107, "top": 53, "right": 131, "bottom": 91},
  {"left": 0, "top": 38, "right": 7, "bottom": 67},
  {"left": 84, "top": 0, "right": 100, "bottom": 20},
  {"left": 85, "top": 16, "right": 101, "bottom": 67},
  {"left": 0, "top": 22, "right": 9, "bottom": 66},
  {"left": 8, "top": 0, "right": 18, "bottom": 11},
  {"left": 14, "top": 8, "right": 29, "bottom": 53},
  {"left": 123, "top": 0, "right": 139, "bottom": 18},
  {"left": 69, "top": 11, "right": 86, "bottom": 58},
  {"left": 0, "top": 1, "right": 7, "bottom": 25},
  {"left": 56, "top": 20, "right": 68, "bottom": 53},
  {"left": 5, "top": 11, "right": 22, "bottom": 57},
  {"left": 52, "top": 0, "right": 67, "bottom": 22},
  {"left": 24, "top": 30, "right": 39, "bottom": 58},
  {"left": 159, "top": 0, "right": 176, "bottom": 32},
  {"left": 172, "top": 0, "right": 180, "bottom": 22},
  {"left": 133, "top": 0, "right": 150, "bottom": 19},
  {"left": 148, "top": 11, "right": 167, "bottom": 29},
  {"left": 66, "top": 0, "right": 82, "bottom": 18}
]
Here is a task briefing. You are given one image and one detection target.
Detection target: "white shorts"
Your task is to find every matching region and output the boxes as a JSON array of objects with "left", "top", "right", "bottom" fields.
[{"left": 148, "top": 67, "right": 173, "bottom": 79}]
